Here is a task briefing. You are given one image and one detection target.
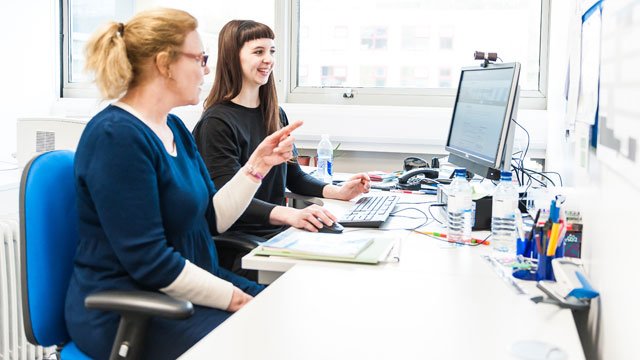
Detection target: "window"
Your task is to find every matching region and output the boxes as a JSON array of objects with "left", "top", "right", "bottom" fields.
[
  {"left": 62, "top": 0, "right": 275, "bottom": 98},
  {"left": 402, "top": 26, "right": 430, "bottom": 51},
  {"left": 360, "top": 27, "right": 388, "bottom": 50},
  {"left": 320, "top": 66, "right": 347, "bottom": 86},
  {"left": 360, "top": 66, "right": 387, "bottom": 87},
  {"left": 400, "top": 66, "right": 429, "bottom": 87},
  {"left": 62, "top": 0, "right": 550, "bottom": 109},
  {"left": 289, "top": 0, "right": 550, "bottom": 108}
]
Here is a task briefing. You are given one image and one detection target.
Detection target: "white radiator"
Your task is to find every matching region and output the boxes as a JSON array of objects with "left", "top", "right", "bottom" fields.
[{"left": 0, "top": 218, "right": 49, "bottom": 360}]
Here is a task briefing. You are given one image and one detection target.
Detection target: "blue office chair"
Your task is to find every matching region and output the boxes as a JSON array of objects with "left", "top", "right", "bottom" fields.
[{"left": 20, "top": 150, "right": 194, "bottom": 360}]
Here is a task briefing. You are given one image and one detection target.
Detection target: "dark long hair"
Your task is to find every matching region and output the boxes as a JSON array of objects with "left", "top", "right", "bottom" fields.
[{"left": 204, "top": 20, "right": 280, "bottom": 135}]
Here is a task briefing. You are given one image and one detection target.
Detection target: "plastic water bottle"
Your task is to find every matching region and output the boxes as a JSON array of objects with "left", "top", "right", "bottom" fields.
[
  {"left": 316, "top": 134, "right": 333, "bottom": 183},
  {"left": 447, "top": 168, "right": 472, "bottom": 243},
  {"left": 491, "top": 171, "right": 518, "bottom": 253}
]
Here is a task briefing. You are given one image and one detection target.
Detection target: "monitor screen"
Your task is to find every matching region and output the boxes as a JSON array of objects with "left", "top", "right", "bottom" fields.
[{"left": 445, "top": 63, "right": 520, "bottom": 180}]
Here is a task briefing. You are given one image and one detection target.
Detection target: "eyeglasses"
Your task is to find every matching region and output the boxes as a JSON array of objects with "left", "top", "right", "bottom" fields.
[{"left": 179, "top": 52, "right": 209, "bottom": 67}]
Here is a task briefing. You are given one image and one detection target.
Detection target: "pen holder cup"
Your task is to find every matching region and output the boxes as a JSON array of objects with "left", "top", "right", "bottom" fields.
[
  {"left": 555, "top": 240, "right": 565, "bottom": 258},
  {"left": 516, "top": 238, "right": 532, "bottom": 258},
  {"left": 536, "top": 252, "right": 555, "bottom": 281}
]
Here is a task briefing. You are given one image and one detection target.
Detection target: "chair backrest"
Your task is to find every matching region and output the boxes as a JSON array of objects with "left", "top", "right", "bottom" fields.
[{"left": 19, "top": 150, "right": 77, "bottom": 346}]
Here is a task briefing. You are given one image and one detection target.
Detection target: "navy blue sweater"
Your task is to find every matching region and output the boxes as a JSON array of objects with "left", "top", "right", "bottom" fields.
[{"left": 65, "top": 105, "right": 262, "bottom": 359}]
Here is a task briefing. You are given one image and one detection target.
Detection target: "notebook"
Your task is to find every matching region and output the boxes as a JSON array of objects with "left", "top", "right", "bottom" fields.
[{"left": 254, "top": 229, "right": 396, "bottom": 264}]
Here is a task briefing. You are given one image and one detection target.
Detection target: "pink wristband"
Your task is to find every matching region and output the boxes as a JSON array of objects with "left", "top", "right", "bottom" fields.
[{"left": 246, "top": 164, "right": 264, "bottom": 181}]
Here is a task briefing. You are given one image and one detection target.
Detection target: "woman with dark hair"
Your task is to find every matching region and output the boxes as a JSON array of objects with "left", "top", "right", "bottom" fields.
[
  {"left": 67, "top": 10, "right": 301, "bottom": 359},
  {"left": 194, "top": 20, "right": 371, "bottom": 241}
]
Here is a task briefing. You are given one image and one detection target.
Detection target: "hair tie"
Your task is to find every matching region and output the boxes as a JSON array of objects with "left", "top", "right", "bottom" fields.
[{"left": 117, "top": 23, "right": 125, "bottom": 37}]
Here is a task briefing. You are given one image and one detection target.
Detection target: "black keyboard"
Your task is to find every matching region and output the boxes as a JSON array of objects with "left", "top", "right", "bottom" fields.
[{"left": 339, "top": 195, "right": 400, "bottom": 228}]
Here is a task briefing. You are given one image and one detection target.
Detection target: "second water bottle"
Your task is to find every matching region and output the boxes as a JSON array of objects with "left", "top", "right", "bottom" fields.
[
  {"left": 447, "top": 168, "right": 473, "bottom": 243},
  {"left": 491, "top": 171, "right": 518, "bottom": 253},
  {"left": 316, "top": 134, "right": 333, "bottom": 183}
]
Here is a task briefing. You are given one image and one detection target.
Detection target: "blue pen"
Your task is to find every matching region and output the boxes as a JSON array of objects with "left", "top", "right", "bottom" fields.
[{"left": 549, "top": 199, "right": 560, "bottom": 223}]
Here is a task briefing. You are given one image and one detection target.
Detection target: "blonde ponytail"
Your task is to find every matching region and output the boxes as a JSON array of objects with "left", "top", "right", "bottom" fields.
[{"left": 84, "top": 22, "right": 132, "bottom": 99}]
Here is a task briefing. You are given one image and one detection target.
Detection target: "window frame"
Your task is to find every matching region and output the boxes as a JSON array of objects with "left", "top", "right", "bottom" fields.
[
  {"left": 61, "top": 0, "right": 101, "bottom": 98},
  {"left": 60, "top": 0, "right": 550, "bottom": 109},
  {"left": 283, "top": 0, "right": 550, "bottom": 109}
]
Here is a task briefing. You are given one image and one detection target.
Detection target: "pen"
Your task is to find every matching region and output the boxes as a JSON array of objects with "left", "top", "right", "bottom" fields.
[
  {"left": 529, "top": 209, "right": 541, "bottom": 256},
  {"left": 546, "top": 222, "right": 561, "bottom": 256},
  {"left": 546, "top": 199, "right": 563, "bottom": 256},
  {"left": 417, "top": 231, "right": 447, "bottom": 238},
  {"left": 414, "top": 230, "right": 489, "bottom": 245},
  {"left": 549, "top": 199, "right": 559, "bottom": 223}
]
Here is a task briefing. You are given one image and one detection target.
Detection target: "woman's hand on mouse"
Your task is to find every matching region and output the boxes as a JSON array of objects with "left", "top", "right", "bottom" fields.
[{"left": 270, "top": 204, "right": 337, "bottom": 232}]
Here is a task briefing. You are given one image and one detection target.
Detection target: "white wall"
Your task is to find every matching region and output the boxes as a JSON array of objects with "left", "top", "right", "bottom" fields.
[
  {"left": 0, "top": 0, "right": 58, "bottom": 163},
  {"left": 576, "top": 160, "right": 640, "bottom": 360},
  {"left": 544, "top": 1, "right": 638, "bottom": 359}
]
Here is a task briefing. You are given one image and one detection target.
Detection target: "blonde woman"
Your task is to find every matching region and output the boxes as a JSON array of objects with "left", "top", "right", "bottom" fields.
[{"left": 66, "top": 9, "right": 301, "bottom": 359}]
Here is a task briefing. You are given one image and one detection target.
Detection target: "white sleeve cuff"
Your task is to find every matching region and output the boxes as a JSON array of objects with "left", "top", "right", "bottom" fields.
[
  {"left": 160, "top": 260, "right": 234, "bottom": 310},
  {"left": 213, "top": 168, "right": 261, "bottom": 233}
]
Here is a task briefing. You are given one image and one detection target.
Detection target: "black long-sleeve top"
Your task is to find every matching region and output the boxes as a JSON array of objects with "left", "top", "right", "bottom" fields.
[{"left": 193, "top": 101, "right": 326, "bottom": 234}]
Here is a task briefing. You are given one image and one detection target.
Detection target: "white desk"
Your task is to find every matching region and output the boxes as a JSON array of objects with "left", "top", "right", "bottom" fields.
[
  {"left": 182, "top": 265, "right": 584, "bottom": 359},
  {"left": 244, "top": 194, "right": 495, "bottom": 285},
  {"left": 182, "top": 194, "right": 585, "bottom": 359}
]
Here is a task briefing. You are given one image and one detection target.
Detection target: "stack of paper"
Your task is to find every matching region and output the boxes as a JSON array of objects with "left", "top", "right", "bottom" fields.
[{"left": 260, "top": 230, "right": 373, "bottom": 259}]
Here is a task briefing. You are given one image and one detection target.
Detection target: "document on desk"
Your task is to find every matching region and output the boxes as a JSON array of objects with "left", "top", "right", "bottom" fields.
[{"left": 255, "top": 229, "right": 396, "bottom": 264}]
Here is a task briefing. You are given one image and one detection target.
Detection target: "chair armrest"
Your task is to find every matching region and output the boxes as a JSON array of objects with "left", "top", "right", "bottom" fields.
[
  {"left": 85, "top": 290, "right": 193, "bottom": 320},
  {"left": 213, "top": 232, "right": 264, "bottom": 253},
  {"left": 284, "top": 191, "right": 324, "bottom": 209}
]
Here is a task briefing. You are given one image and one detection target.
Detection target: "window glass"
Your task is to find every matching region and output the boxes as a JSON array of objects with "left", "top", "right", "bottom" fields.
[
  {"left": 66, "top": 0, "right": 274, "bottom": 86},
  {"left": 296, "top": 0, "right": 542, "bottom": 91}
]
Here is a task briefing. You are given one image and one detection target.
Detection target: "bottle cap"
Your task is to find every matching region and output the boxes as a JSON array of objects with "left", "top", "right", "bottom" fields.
[
  {"left": 500, "top": 171, "right": 512, "bottom": 181},
  {"left": 454, "top": 168, "right": 466, "bottom": 177}
]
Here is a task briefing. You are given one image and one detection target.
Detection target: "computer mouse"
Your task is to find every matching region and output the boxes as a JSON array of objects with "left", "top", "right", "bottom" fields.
[{"left": 317, "top": 221, "right": 344, "bottom": 234}]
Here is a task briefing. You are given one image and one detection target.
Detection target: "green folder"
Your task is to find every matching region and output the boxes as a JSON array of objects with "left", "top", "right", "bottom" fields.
[{"left": 253, "top": 236, "right": 396, "bottom": 264}]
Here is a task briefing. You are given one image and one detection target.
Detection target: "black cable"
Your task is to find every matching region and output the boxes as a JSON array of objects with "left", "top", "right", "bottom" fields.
[
  {"left": 522, "top": 168, "right": 556, "bottom": 187},
  {"left": 521, "top": 169, "right": 548, "bottom": 187},
  {"left": 541, "top": 171, "right": 563, "bottom": 187},
  {"left": 427, "top": 203, "right": 446, "bottom": 224},
  {"left": 513, "top": 119, "right": 530, "bottom": 164},
  {"left": 510, "top": 162, "right": 522, "bottom": 187},
  {"left": 389, "top": 214, "right": 423, "bottom": 220},
  {"left": 512, "top": 119, "right": 530, "bottom": 186},
  {"left": 387, "top": 207, "right": 430, "bottom": 230}
]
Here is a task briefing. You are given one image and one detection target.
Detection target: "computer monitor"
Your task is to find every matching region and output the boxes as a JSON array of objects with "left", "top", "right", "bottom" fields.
[{"left": 445, "top": 62, "right": 521, "bottom": 180}]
